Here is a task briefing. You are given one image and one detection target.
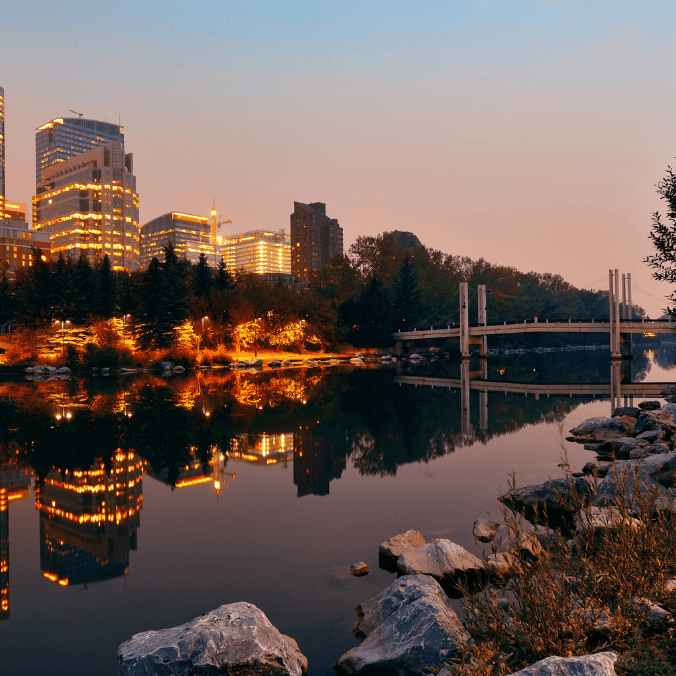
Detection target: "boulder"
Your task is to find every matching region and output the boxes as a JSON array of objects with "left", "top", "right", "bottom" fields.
[
  {"left": 506, "top": 652, "right": 618, "bottom": 676},
  {"left": 613, "top": 406, "right": 641, "bottom": 418},
  {"left": 472, "top": 518, "right": 498, "bottom": 543},
  {"left": 665, "top": 579, "right": 676, "bottom": 592},
  {"left": 638, "top": 400, "right": 662, "bottom": 411},
  {"left": 350, "top": 562, "right": 370, "bottom": 577},
  {"left": 160, "top": 360, "right": 174, "bottom": 370},
  {"left": 336, "top": 575, "right": 470, "bottom": 675},
  {"left": 499, "top": 477, "right": 593, "bottom": 517},
  {"left": 118, "top": 602, "right": 307, "bottom": 676},
  {"left": 172, "top": 366, "right": 185, "bottom": 373},
  {"left": 378, "top": 530, "right": 425, "bottom": 562},
  {"left": 493, "top": 518, "right": 543, "bottom": 558},
  {"left": 575, "top": 507, "right": 642, "bottom": 537},
  {"left": 397, "top": 539, "right": 483, "bottom": 580},
  {"left": 569, "top": 416, "right": 633, "bottom": 441},
  {"left": 592, "top": 452, "right": 676, "bottom": 508}
]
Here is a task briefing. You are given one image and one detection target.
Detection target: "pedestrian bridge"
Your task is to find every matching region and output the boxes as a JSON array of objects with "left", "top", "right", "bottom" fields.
[{"left": 394, "top": 272, "right": 674, "bottom": 359}]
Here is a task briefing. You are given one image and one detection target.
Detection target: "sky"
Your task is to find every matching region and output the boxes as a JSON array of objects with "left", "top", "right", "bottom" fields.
[{"left": 2, "top": 0, "right": 676, "bottom": 315}]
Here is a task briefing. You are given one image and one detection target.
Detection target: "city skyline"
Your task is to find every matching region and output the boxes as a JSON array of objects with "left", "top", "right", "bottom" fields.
[{"left": 2, "top": 2, "right": 676, "bottom": 314}]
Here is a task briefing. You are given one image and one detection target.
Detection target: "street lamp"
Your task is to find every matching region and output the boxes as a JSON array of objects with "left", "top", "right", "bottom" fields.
[{"left": 59, "top": 319, "right": 71, "bottom": 354}]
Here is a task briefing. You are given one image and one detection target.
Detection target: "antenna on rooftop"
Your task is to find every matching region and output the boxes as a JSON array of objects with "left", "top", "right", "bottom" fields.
[{"left": 69, "top": 109, "right": 83, "bottom": 118}]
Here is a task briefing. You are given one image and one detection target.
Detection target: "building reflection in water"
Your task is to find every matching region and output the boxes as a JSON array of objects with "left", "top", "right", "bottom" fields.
[
  {"left": 293, "top": 427, "right": 345, "bottom": 497},
  {"left": 0, "top": 459, "right": 33, "bottom": 620},
  {"left": 36, "top": 451, "right": 143, "bottom": 587},
  {"left": 229, "top": 433, "right": 293, "bottom": 466}
]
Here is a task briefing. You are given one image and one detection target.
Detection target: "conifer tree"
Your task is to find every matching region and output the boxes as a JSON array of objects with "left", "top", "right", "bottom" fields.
[
  {"left": 96, "top": 254, "right": 117, "bottom": 318},
  {"left": 392, "top": 256, "right": 422, "bottom": 330},
  {"left": 192, "top": 253, "right": 213, "bottom": 298},
  {"left": 214, "top": 258, "right": 235, "bottom": 292},
  {"left": 72, "top": 252, "right": 94, "bottom": 324}
]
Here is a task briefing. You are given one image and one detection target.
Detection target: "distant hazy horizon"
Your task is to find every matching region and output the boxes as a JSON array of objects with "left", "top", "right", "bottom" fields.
[{"left": 3, "top": 0, "right": 676, "bottom": 314}]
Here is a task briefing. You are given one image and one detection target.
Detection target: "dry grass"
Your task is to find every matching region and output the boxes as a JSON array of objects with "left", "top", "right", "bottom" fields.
[{"left": 448, "top": 467, "right": 676, "bottom": 675}]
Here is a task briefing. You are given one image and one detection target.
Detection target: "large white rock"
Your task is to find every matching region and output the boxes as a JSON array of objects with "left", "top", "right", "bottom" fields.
[
  {"left": 118, "top": 602, "right": 307, "bottom": 676},
  {"left": 507, "top": 652, "right": 618, "bottom": 675},
  {"left": 378, "top": 529, "right": 425, "bottom": 561},
  {"left": 397, "top": 539, "right": 483, "bottom": 579},
  {"left": 336, "top": 574, "right": 470, "bottom": 675}
]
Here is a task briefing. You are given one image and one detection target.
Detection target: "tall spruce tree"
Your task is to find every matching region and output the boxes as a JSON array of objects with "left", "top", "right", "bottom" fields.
[
  {"left": 72, "top": 252, "right": 94, "bottom": 324},
  {"left": 392, "top": 256, "right": 422, "bottom": 330},
  {"left": 192, "top": 253, "right": 213, "bottom": 298},
  {"left": 96, "top": 254, "right": 117, "bottom": 318},
  {"left": 345, "top": 276, "right": 393, "bottom": 347}
]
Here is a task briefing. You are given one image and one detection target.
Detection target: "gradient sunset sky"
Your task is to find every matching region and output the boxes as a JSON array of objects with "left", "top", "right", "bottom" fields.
[{"left": 3, "top": 0, "right": 676, "bottom": 315}]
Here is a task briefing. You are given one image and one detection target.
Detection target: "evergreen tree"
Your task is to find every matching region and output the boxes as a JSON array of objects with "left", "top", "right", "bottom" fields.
[
  {"left": 0, "top": 263, "right": 16, "bottom": 326},
  {"left": 96, "top": 254, "right": 117, "bottom": 318},
  {"left": 72, "top": 252, "right": 94, "bottom": 324},
  {"left": 342, "top": 276, "right": 392, "bottom": 347},
  {"left": 192, "top": 253, "right": 213, "bottom": 298},
  {"left": 52, "top": 253, "right": 76, "bottom": 322},
  {"left": 214, "top": 258, "right": 235, "bottom": 292},
  {"left": 14, "top": 246, "right": 53, "bottom": 327},
  {"left": 392, "top": 256, "right": 422, "bottom": 330},
  {"left": 646, "top": 164, "right": 676, "bottom": 317}
]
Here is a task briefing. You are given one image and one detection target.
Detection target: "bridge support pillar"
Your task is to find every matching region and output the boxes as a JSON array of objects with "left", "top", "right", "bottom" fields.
[
  {"left": 609, "top": 270, "right": 622, "bottom": 359},
  {"left": 460, "top": 282, "right": 469, "bottom": 358},
  {"left": 461, "top": 359, "right": 471, "bottom": 437},
  {"left": 478, "top": 284, "right": 487, "bottom": 357}
]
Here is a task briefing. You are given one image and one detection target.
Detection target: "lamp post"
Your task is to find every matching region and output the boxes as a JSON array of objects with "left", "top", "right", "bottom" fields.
[{"left": 60, "top": 319, "right": 71, "bottom": 355}]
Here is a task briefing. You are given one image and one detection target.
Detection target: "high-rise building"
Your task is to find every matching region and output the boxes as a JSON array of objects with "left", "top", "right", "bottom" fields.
[
  {"left": 222, "top": 229, "right": 290, "bottom": 275},
  {"left": 35, "top": 117, "right": 123, "bottom": 187},
  {"left": 140, "top": 211, "right": 292, "bottom": 275},
  {"left": 0, "top": 208, "right": 51, "bottom": 273},
  {"left": 140, "top": 211, "right": 219, "bottom": 270},
  {"left": 290, "top": 202, "right": 343, "bottom": 280},
  {"left": 0, "top": 87, "right": 5, "bottom": 220},
  {"left": 33, "top": 141, "right": 140, "bottom": 271}
]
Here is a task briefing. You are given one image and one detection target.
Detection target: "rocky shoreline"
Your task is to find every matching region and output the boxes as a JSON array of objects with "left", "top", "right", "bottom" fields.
[{"left": 116, "top": 387, "right": 676, "bottom": 676}]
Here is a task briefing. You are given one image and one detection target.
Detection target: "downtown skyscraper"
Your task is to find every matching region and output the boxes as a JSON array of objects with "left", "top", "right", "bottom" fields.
[
  {"left": 0, "top": 87, "right": 5, "bottom": 220},
  {"left": 290, "top": 202, "right": 343, "bottom": 280},
  {"left": 35, "top": 116, "right": 124, "bottom": 186}
]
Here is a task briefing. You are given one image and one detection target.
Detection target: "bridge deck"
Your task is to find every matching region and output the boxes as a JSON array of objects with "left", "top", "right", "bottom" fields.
[{"left": 396, "top": 319, "right": 674, "bottom": 341}]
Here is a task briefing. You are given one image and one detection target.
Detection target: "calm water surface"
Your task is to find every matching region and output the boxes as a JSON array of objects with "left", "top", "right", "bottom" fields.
[{"left": 1, "top": 348, "right": 674, "bottom": 675}]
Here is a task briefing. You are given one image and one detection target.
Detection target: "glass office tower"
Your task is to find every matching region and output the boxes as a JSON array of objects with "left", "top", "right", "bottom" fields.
[
  {"left": 35, "top": 117, "right": 123, "bottom": 186},
  {"left": 0, "top": 87, "right": 5, "bottom": 219}
]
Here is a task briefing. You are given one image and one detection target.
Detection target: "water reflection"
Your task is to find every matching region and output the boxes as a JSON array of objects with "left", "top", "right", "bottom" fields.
[{"left": 0, "top": 348, "right": 672, "bottom": 614}]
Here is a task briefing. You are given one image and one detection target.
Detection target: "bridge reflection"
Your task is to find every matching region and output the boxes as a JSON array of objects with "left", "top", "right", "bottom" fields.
[{"left": 395, "top": 360, "right": 669, "bottom": 435}]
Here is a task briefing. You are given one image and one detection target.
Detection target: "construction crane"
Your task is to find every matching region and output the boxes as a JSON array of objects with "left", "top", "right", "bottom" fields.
[
  {"left": 69, "top": 109, "right": 83, "bottom": 118},
  {"left": 210, "top": 202, "right": 232, "bottom": 245}
]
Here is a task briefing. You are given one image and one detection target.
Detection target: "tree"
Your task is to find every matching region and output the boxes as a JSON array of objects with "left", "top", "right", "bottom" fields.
[
  {"left": 341, "top": 276, "right": 392, "bottom": 347},
  {"left": 192, "top": 253, "right": 213, "bottom": 298},
  {"left": 96, "top": 254, "right": 117, "bottom": 318},
  {"left": 646, "top": 164, "right": 676, "bottom": 317},
  {"left": 392, "top": 256, "right": 421, "bottom": 330}
]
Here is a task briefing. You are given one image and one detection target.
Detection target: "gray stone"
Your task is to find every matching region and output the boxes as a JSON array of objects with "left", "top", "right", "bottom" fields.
[
  {"left": 172, "top": 366, "right": 185, "bottom": 373},
  {"left": 506, "top": 652, "right": 618, "bottom": 675},
  {"left": 592, "top": 452, "right": 676, "bottom": 508},
  {"left": 350, "top": 562, "right": 370, "bottom": 577},
  {"left": 118, "top": 602, "right": 307, "bottom": 676},
  {"left": 160, "top": 361, "right": 174, "bottom": 370},
  {"left": 665, "top": 579, "right": 676, "bottom": 592},
  {"left": 613, "top": 406, "right": 640, "bottom": 418},
  {"left": 636, "top": 429, "right": 663, "bottom": 442},
  {"left": 472, "top": 518, "right": 498, "bottom": 543},
  {"left": 397, "top": 539, "right": 484, "bottom": 580},
  {"left": 493, "top": 518, "right": 543, "bottom": 558},
  {"left": 337, "top": 575, "right": 470, "bottom": 675},
  {"left": 569, "top": 416, "right": 633, "bottom": 440},
  {"left": 499, "top": 477, "right": 593, "bottom": 516},
  {"left": 575, "top": 507, "right": 642, "bottom": 536},
  {"left": 378, "top": 530, "right": 425, "bottom": 561},
  {"left": 638, "top": 400, "right": 661, "bottom": 410}
]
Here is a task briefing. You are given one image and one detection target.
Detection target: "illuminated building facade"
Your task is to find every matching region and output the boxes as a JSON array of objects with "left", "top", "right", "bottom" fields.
[
  {"left": 37, "top": 451, "right": 142, "bottom": 586},
  {"left": 0, "top": 87, "right": 5, "bottom": 220},
  {"left": 221, "top": 230, "right": 290, "bottom": 275},
  {"left": 293, "top": 427, "right": 345, "bottom": 497},
  {"left": 140, "top": 212, "right": 219, "bottom": 270},
  {"left": 290, "top": 202, "right": 343, "bottom": 280},
  {"left": 1, "top": 203, "right": 51, "bottom": 273},
  {"left": 33, "top": 141, "right": 140, "bottom": 271},
  {"left": 35, "top": 117, "right": 123, "bottom": 187},
  {"left": 229, "top": 433, "right": 293, "bottom": 466},
  {"left": 0, "top": 459, "right": 33, "bottom": 620}
]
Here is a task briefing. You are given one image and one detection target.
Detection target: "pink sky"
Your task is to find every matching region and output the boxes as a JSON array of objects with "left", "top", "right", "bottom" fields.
[{"left": 2, "top": 2, "right": 676, "bottom": 315}]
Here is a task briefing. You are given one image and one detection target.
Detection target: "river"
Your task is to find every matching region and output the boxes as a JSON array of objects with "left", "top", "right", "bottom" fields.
[{"left": 1, "top": 347, "right": 674, "bottom": 675}]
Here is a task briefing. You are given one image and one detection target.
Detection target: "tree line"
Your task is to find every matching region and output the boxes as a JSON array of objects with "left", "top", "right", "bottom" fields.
[{"left": 0, "top": 236, "right": 641, "bottom": 351}]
